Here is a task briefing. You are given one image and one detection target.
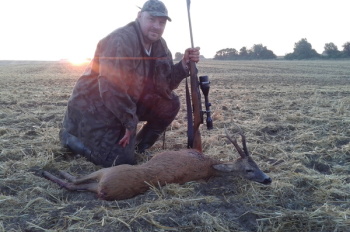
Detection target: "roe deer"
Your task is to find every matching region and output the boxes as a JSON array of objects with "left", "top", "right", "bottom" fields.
[{"left": 42, "top": 130, "right": 271, "bottom": 200}]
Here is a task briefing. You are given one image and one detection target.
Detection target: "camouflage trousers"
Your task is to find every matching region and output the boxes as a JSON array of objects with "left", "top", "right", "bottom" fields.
[{"left": 60, "top": 92, "right": 180, "bottom": 167}]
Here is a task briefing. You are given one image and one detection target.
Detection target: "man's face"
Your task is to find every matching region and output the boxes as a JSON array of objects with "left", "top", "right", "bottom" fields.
[{"left": 138, "top": 11, "right": 167, "bottom": 44}]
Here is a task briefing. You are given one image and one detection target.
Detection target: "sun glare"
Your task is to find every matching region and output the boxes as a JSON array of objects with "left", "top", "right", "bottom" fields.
[{"left": 68, "top": 57, "right": 91, "bottom": 65}]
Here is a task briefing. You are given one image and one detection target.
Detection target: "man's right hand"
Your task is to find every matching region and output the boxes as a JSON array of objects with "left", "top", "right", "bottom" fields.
[{"left": 119, "top": 129, "right": 133, "bottom": 148}]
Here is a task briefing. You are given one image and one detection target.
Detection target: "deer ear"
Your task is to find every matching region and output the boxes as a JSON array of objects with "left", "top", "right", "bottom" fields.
[{"left": 213, "top": 163, "right": 235, "bottom": 172}]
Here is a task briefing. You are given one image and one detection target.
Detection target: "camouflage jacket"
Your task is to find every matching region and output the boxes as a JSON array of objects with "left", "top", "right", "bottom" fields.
[{"left": 73, "top": 20, "right": 189, "bottom": 132}]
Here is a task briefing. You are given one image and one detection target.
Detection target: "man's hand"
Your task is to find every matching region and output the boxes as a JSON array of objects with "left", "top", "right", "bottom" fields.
[
  {"left": 119, "top": 129, "right": 133, "bottom": 148},
  {"left": 182, "top": 47, "right": 200, "bottom": 69}
]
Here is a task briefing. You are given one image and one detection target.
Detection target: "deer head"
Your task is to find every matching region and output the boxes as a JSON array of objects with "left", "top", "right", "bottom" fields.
[{"left": 213, "top": 128, "right": 272, "bottom": 185}]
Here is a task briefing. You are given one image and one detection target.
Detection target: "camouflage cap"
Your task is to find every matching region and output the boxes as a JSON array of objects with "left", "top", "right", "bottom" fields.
[{"left": 141, "top": 0, "right": 172, "bottom": 22}]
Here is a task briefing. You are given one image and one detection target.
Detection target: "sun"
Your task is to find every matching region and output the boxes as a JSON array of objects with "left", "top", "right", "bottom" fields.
[{"left": 68, "top": 57, "right": 91, "bottom": 65}]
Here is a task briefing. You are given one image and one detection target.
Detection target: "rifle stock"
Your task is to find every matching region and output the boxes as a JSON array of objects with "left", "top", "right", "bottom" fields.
[{"left": 188, "top": 60, "right": 203, "bottom": 152}]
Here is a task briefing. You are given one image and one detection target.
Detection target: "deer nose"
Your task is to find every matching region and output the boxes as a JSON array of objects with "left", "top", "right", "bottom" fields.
[{"left": 262, "top": 177, "right": 272, "bottom": 185}]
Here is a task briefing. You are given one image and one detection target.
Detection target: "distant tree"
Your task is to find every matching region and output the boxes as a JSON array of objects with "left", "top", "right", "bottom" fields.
[
  {"left": 284, "top": 53, "right": 294, "bottom": 60},
  {"left": 214, "top": 48, "right": 238, "bottom": 60},
  {"left": 174, "top": 52, "right": 183, "bottom": 61},
  {"left": 249, "top": 44, "right": 276, "bottom": 59},
  {"left": 285, "top": 38, "right": 320, "bottom": 60},
  {"left": 342, "top": 42, "right": 350, "bottom": 57},
  {"left": 323, "top": 42, "right": 341, "bottom": 58},
  {"left": 324, "top": 42, "right": 340, "bottom": 58},
  {"left": 214, "top": 45, "right": 276, "bottom": 60},
  {"left": 250, "top": 44, "right": 264, "bottom": 59},
  {"left": 239, "top": 46, "right": 249, "bottom": 59}
]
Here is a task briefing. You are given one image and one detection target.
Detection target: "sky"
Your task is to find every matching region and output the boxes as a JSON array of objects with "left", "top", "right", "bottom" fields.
[{"left": 0, "top": 0, "right": 348, "bottom": 61}]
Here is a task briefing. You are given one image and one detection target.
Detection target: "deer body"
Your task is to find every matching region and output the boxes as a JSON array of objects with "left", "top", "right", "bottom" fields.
[
  {"left": 43, "top": 149, "right": 221, "bottom": 200},
  {"left": 43, "top": 132, "right": 272, "bottom": 201},
  {"left": 98, "top": 149, "right": 220, "bottom": 200}
]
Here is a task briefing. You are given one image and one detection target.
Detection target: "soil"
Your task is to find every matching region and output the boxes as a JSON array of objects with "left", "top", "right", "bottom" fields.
[{"left": 0, "top": 60, "right": 349, "bottom": 231}]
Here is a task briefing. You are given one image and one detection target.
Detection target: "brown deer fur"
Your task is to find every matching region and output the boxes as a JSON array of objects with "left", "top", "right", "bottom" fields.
[{"left": 43, "top": 132, "right": 272, "bottom": 201}]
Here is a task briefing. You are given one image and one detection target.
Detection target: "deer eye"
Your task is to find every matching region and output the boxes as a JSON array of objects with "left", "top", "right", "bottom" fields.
[{"left": 246, "top": 170, "right": 254, "bottom": 173}]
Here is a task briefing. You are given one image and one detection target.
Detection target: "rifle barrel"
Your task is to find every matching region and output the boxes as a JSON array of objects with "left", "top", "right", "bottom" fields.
[{"left": 186, "top": 0, "right": 194, "bottom": 48}]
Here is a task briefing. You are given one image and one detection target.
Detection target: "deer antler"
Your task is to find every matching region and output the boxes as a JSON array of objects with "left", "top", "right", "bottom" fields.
[
  {"left": 239, "top": 132, "right": 250, "bottom": 156},
  {"left": 231, "top": 124, "right": 250, "bottom": 157},
  {"left": 224, "top": 127, "right": 247, "bottom": 158}
]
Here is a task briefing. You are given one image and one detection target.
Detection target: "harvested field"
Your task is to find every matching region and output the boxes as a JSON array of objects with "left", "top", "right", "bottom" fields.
[{"left": 0, "top": 59, "right": 349, "bottom": 231}]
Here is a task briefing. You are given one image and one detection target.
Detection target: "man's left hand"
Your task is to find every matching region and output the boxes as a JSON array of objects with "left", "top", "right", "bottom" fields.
[{"left": 182, "top": 47, "right": 200, "bottom": 69}]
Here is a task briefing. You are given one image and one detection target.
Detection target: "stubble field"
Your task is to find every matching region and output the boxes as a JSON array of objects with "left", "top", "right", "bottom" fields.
[{"left": 0, "top": 59, "right": 349, "bottom": 231}]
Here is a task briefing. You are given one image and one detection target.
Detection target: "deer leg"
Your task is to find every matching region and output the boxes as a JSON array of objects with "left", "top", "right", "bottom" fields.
[
  {"left": 57, "top": 170, "right": 97, "bottom": 185},
  {"left": 43, "top": 171, "right": 77, "bottom": 190},
  {"left": 64, "top": 182, "right": 99, "bottom": 193},
  {"left": 58, "top": 170, "right": 77, "bottom": 182},
  {"left": 43, "top": 171, "right": 99, "bottom": 193},
  {"left": 60, "top": 170, "right": 103, "bottom": 186}
]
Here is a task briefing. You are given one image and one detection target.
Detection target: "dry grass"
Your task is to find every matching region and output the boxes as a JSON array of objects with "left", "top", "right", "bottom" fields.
[{"left": 0, "top": 59, "right": 349, "bottom": 231}]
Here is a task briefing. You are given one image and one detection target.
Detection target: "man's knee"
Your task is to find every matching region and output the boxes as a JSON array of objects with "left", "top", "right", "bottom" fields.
[
  {"left": 155, "top": 94, "right": 180, "bottom": 124},
  {"left": 167, "top": 94, "right": 180, "bottom": 115}
]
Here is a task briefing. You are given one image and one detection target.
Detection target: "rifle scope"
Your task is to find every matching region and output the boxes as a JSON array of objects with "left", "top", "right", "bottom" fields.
[{"left": 199, "top": 75, "right": 213, "bottom": 130}]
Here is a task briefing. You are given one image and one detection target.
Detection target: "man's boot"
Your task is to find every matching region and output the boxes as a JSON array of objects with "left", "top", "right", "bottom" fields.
[
  {"left": 59, "top": 129, "right": 92, "bottom": 159},
  {"left": 135, "top": 124, "right": 164, "bottom": 153}
]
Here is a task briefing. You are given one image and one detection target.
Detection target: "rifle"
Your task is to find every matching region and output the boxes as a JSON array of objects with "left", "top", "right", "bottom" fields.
[{"left": 186, "top": 0, "right": 213, "bottom": 152}]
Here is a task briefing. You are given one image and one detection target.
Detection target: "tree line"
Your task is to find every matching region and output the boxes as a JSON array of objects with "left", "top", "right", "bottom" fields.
[
  {"left": 213, "top": 44, "right": 277, "bottom": 60},
  {"left": 284, "top": 39, "right": 350, "bottom": 60},
  {"left": 174, "top": 39, "right": 350, "bottom": 60}
]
